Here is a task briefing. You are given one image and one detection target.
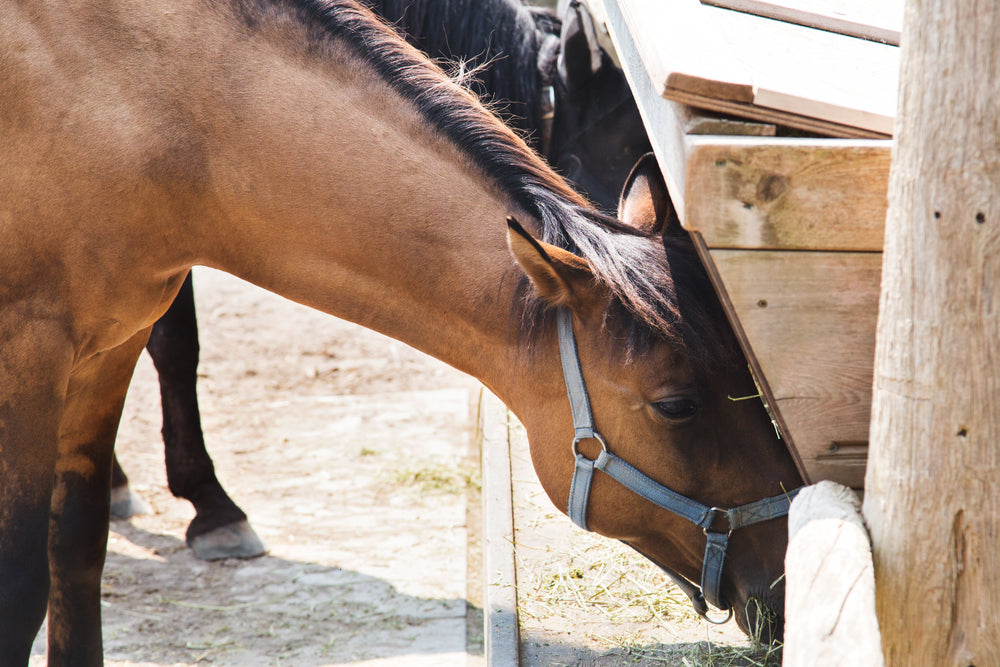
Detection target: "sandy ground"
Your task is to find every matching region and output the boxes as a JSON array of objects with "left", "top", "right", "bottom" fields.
[{"left": 30, "top": 267, "right": 483, "bottom": 666}]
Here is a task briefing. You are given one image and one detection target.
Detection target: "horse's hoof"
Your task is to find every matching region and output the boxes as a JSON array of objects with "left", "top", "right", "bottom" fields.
[
  {"left": 188, "top": 520, "right": 268, "bottom": 560},
  {"left": 109, "top": 486, "right": 151, "bottom": 519}
]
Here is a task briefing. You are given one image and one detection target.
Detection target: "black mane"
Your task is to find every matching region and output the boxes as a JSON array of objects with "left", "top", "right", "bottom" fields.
[
  {"left": 245, "top": 0, "right": 733, "bottom": 367},
  {"left": 363, "top": 0, "right": 557, "bottom": 148}
]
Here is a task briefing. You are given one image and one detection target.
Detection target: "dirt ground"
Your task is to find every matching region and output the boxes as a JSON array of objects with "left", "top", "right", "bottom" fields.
[
  {"left": 27, "top": 266, "right": 776, "bottom": 666},
  {"left": 30, "top": 267, "right": 483, "bottom": 666}
]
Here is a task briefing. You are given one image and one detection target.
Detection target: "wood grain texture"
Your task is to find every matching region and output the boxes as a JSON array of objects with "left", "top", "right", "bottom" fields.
[
  {"left": 708, "top": 249, "right": 881, "bottom": 489},
  {"left": 784, "top": 481, "right": 883, "bottom": 666},
  {"left": 862, "top": 1, "right": 1000, "bottom": 663},
  {"left": 684, "top": 137, "right": 891, "bottom": 250},
  {"left": 688, "top": 235, "right": 810, "bottom": 482},
  {"left": 709, "top": 4, "right": 898, "bottom": 134}
]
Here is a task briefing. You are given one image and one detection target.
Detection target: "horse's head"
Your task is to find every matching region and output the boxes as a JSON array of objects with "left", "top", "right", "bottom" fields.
[
  {"left": 505, "top": 155, "right": 803, "bottom": 641},
  {"left": 544, "top": 0, "right": 652, "bottom": 210}
]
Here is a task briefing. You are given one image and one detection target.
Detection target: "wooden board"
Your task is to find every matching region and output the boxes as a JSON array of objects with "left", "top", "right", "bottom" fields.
[
  {"left": 706, "top": 249, "right": 881, "bottom": 489},
  {"left": 676, "top": 105, "right": 777, "bottom": 137},
  {"left": 614, "top": 0, "right": 899, "bottom": 136},
  {"left": 479, "top": 389, "right": 521, "bottom": 665},
  {"left": 684, "top": 137, "right": 891, "bottom": 250},
  {"left": 666, "top": 89, "right": 890, "bottom": 139},
  {"left": 703, "top": 0, "right": 904, "bottom": 45},
  {"left": 616, "top": 0, "right": 755, "bottom": 105}
]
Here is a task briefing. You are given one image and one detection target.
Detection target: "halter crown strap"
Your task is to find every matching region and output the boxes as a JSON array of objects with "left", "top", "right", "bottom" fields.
[
  {"left": 557, "top": 307, "right": 596, "bottom": 441},
  {"left": 555, "top": 307, "right": 800, "bottom": 616}
]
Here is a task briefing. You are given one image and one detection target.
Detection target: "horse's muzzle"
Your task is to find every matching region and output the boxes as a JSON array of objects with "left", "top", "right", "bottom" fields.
[{"left": 730, "top": 586, "right": 785, "bottom": 646}]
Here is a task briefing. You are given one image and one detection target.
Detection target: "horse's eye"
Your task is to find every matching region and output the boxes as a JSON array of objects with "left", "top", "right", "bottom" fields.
[{"left": 654, "top": 398, "right": 699, "bottom": 422}]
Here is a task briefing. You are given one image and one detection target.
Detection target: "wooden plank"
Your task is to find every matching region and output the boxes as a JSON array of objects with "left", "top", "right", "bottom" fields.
[
  {"left": 479, "top": 388, "right": 520, "bottom": 666},
  {"left": 708, "top": 249, "right": 881, "bottom": 489},
  {"left": 684, "top": 137, "right": 891, "bottom": 251},
  {"left": 616, "top": 0, "right": 754, "bottom": 105},
  {"left": 605, "top": 0, "right": 887, "bottom": 487},
  {"left": 705, "top": 3, "right": 899, "bottom": 134},
  {"left": 614, "top": 0, "right": 899, "bottom": 135},
  {"left": 675, "top": 104, "right": 776, "bottom": 136},
  {"left": 703, "top": 0, "right": 903, "bottom": 45},
  {"left": 667, "top": 89, "right": 890, "bottom": 139},
  {"left": 784, "top": 482, "right": 883, "bottom": 666}
]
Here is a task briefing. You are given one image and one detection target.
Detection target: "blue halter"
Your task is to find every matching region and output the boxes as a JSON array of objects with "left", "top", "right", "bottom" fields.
[{"left": 556, "top": 307, "right": 799, "bottom": 621}]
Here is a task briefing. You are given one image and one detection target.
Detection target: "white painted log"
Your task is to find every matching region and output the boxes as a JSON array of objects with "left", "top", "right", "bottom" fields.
[{"left": 783, "top": 481, "right": 883, "bottom": 667}]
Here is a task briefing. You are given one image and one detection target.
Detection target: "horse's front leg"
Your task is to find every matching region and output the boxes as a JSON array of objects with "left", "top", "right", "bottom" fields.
[
  {"left": 46, "top": 331, "right": 149, "bottom": 666},
  {"left": 0, "top": 321, "right": 74, "bottom": 667},
  {"left": 144, "top": 272, "right": 265, "bottom": 560}
]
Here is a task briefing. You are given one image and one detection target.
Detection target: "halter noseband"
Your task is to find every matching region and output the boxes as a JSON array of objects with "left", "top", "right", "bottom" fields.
[{"left": 556, "top": 307, "right": 799, "bottom": 621}]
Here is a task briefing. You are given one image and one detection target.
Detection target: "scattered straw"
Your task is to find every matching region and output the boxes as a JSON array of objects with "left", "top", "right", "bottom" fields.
[
  {"left": 514, "top": 530, "right": 781, "bottom": 666},
  {"left": 390, "top": 460, "right": 481, "bottom": 495}
]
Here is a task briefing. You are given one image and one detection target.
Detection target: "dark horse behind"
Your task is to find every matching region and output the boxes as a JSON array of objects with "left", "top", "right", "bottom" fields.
[{"left": 113, "top": 0, "right": 652, "bottom": 561}]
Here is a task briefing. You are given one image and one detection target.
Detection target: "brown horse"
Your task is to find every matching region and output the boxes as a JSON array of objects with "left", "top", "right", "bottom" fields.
[{"left": 0, "top": 0, "right": 802, "bottom": 663}]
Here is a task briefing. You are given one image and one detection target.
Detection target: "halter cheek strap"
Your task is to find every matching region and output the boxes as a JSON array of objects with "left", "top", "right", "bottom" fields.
[{"left": 556, "top": 307, "right": 799, "bottom": 618}]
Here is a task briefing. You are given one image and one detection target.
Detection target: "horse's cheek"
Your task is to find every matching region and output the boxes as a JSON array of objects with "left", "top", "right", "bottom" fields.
[{"left": 523, "top": 430, "right": 574, "bottom": 515}]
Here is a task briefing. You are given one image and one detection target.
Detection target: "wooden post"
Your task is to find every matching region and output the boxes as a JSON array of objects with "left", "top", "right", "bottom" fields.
[
  {"left": 784, "top": 482, "right": 882, "bottom": 667},
  {"left": 480, "top": 389, "right": 520, "bottom": 665},
  {"left": 862, "top": 2, "right": 1000, "bottom": 664}
]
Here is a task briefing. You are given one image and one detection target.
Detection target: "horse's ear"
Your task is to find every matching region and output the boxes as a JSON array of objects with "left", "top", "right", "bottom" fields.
[
  {"left": 506, "top": 216, "right": 602, "bottom": 317},
  {"left": 618, "top": 153, "right": 684, "bottom": 236},
  {"left": 558, "top": 0, "right": 604, "bottom": 90}
]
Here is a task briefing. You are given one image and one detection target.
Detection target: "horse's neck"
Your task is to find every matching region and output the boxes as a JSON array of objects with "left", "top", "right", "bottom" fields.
[{"left": 186, "top": 14, "right": 538, "bottom": 394}]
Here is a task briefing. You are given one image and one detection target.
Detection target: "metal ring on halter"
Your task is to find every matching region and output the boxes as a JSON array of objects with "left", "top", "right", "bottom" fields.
[
  {"left": 702, "top": 604, "right": 734, "bottom": 625},
  {"left": 702, "top": 507, "right": 734, "bottom": 537},
  {"left": 571, "top": 431, "right": 608, "bottom": 458}
]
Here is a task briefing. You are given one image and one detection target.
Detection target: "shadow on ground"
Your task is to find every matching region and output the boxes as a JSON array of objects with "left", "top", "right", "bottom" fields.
[{"left": 31, "top": 522, "right": 475, "bottom": 667}]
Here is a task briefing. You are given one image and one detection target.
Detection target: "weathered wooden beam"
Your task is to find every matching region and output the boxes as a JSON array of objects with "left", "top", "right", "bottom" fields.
[
  {"left": 784, "top": 481, "right": 882, "bottom": 666},
  {"left": 862, "top": 1, "right": 1000, "bottom": 662}
]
